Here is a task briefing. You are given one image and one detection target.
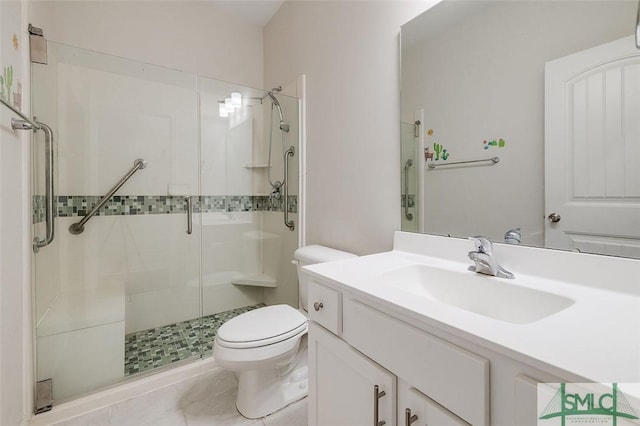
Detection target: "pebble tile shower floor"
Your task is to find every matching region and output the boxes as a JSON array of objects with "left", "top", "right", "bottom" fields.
[{"left": 124, "top": 304, "right": 265, "bottom": 376}]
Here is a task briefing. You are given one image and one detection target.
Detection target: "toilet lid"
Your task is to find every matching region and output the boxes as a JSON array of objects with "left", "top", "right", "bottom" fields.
[{"left": 216, "top": 304, "right": 307, "bottom": 349}]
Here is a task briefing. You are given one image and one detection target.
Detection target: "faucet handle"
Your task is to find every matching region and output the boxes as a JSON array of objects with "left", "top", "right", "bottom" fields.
[{"left": 468, "top": 236, "right": 493, "bottom": 254}]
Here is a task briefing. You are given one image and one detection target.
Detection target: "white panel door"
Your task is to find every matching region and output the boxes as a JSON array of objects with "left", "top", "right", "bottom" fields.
[{"left": 545, "top": 35, "right": 640, "bottom": 258}]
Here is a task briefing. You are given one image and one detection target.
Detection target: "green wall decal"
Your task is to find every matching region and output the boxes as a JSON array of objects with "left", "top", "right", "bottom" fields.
[
  {"left": 433, "top": 142, "right": 451, "bottom": 161},
  {"left": 483, "top": 138, "right": 506, "bottom": 150},
  {"left": 3, "top": 65, "right": 13, "bottom": 103}
]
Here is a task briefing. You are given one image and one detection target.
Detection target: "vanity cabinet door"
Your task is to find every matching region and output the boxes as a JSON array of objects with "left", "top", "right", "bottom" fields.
[
  {"left": 308, "top": 322, "right": 396, "bottom": 426},
  {"left": 399, "top": 382, "right": 470, "bottom": 426}
]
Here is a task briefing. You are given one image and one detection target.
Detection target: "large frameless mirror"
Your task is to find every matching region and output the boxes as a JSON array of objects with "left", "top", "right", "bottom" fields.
[{"left": 401, "top": 0, "right": 640, "bottom": 259}]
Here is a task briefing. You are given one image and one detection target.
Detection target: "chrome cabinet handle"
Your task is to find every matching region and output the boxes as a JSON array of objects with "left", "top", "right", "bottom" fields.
[
  {"left": 283, "top": 146, "right": 295, "bottom": 231},
  {"left": 548, "top": 213, "right": 561, "bottom": 223},
  {"left": 374, "top": 385, "right": 386, "bottom": 426},
  {"left": 405, "top": 408, "right": 418, "bottom": 426},
  {"left": 313, "top": 302, "right": 323, "bottom": 312},
  {"left": 185, "top": 196, "right": 193, "bottom": 235}
]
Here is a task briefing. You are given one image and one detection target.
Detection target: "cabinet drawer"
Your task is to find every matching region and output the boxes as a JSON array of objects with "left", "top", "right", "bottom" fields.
[
  {"left": 308, "top": 280, "right": 342, "bottom": 335},
  {"left": 343, "top": 297, "right": 489, "bottom": 426}
]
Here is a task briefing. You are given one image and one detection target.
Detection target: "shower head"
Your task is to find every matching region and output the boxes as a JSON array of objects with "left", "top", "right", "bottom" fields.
[{"left": 266, "top": 91, "right": 289, "bottom": 132}]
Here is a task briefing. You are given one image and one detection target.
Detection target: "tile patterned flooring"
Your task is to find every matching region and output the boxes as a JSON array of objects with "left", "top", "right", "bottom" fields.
[{"left": 125, "top": 304, "right": 265, "bottom": 376}]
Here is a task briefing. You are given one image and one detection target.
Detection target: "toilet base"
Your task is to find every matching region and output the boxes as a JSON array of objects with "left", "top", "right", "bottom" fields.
[
  {"left": 236, "top": 365, "right": 308, "bottom": 419},
  {"left": 236, "top": 346, "right": 308, "bottom": 419}
]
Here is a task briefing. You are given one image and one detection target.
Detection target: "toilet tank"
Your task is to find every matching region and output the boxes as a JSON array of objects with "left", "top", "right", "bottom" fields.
[{"left": 294, "top": 245, "right": 357, "bottom": 312}]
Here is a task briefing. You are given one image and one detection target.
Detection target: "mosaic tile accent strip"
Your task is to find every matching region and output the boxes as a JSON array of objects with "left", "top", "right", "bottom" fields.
[
  {"left": 32, "top": 195, "right": 46, "bottom": 224},
  {"left": 225, "top": 195, "right": 253, "bottom": 212},
  {"left": 33, "top": 195, "right": 297, "bottom": 223},
  {"left": 253, "top": 195, "right": 298, "bottom": 213},
  {"left": 198, "top": 195, "right": 226, "bottom": 213},
  {"left": 124, "top": 303, "right": 265, "bottom": 376},
  {"left": 401, "top": 194, "right": 415, "bottom": 208}
]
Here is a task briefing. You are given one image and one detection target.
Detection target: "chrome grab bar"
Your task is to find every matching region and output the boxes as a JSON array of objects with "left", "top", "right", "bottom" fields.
[
  {"left": 33, "top": 121, "right": 55, "bottom": 252},
  {"left": 185, "top": 196, "right": 193, "bottom": 235},
  {"left": 403, "top": 159, "right": 413, "bottom": 221},
  {"left": 283, "top": 146, "right": 295, "bottom": 231},
  {"left": 428, "top": 156, "right": 499, "bottom": 169},
  {"left": 69, "top": 159, "right": 146, "bottom": 235}
]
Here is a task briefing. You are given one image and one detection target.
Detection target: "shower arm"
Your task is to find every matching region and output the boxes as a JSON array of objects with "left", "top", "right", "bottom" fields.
[{"left": 69, "top": 159, "right": 147, "bottom": 235}]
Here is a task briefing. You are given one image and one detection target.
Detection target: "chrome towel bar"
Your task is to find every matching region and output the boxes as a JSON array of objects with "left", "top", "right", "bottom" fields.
[
  {"left": 0, "top": 98, "right": 41, "bottom": 131},
  {"left": 69, "top": 159, "right": 146, "bottom": 235},
  {"left": 428, "top": 156, "right": 499, "bottom": 169}
]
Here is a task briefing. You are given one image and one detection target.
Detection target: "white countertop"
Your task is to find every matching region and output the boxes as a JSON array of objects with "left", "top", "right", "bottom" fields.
[{"left": 303, "top": 233, "right": 640, "bottom": 384}]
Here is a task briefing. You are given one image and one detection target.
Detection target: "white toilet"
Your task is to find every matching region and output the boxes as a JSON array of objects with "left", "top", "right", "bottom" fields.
[{"left": 212, "top": 245, "right": 356, "bottom": 419}]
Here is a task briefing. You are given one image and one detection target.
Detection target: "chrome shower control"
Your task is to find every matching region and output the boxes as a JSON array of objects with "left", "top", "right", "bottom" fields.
[{"left": 313, "top": 302, "right": 324, "bottom": 312}]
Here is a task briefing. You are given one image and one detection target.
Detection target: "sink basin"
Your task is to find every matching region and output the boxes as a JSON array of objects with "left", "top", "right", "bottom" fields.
[{"left": 375, "top": 265, "right": 574, "bottom": 324}]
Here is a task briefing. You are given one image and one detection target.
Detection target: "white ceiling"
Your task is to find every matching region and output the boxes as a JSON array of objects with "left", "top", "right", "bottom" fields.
[{"left": 210, "top": 1, "right": 286, "bottom": 27}]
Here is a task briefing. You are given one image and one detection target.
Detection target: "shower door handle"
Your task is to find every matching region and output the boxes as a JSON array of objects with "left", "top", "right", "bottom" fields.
[
  {"left": 283, "top": 146, "right": 295, "bottom": 231},
  {"left": 185, "top": 196, "right": 193, "bottom": 235},
  {"left": 33, "top": 121, "right": 55, "bottom": 252}
]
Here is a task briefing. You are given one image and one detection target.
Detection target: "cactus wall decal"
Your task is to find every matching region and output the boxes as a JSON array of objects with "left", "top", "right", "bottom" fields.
[
  {"left": 433, "top": 142, "right": 450, "bottom": 161},
  {"left": 433, "top": 142, "right": 442, "bottom": 160},
  {"left": 3, "top": 66, "right": 13, "bottom": 103}
]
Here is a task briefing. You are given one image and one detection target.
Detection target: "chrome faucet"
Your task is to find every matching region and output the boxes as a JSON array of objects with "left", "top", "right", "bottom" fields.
[{"left": 468, "top": 236, "right": 514, "bottom": 279}]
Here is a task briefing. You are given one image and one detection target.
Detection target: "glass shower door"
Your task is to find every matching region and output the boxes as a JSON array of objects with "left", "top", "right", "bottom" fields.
[
  {"left": 31, "top": 42, "right": 202, "bottom": 402},
  {"left": 197, "top": 78, "right": 301, "bottom": 345}
]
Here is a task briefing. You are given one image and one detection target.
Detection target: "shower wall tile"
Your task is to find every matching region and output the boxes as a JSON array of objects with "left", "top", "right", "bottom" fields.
[{"left": 55, "top": 61, "right": 199, "bottom": 197}]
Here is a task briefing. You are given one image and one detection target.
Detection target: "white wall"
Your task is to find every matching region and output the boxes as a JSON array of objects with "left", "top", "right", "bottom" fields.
[
  {"left": 28, "top": 0, "right": 264, "bottom": 88},
  {"left": 264, "top": 0, "right": 434, "bottom": 255},
  {"left": 0, "top": 0, "right": 31, "bottom": 423},
  {"left": 402, "top": 1, "right": 635, "bottom": 245}
]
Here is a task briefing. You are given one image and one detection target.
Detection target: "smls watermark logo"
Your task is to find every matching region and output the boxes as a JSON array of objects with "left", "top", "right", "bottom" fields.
[{"left": 538, "top": 383, "right": 640, "bottom": 425}]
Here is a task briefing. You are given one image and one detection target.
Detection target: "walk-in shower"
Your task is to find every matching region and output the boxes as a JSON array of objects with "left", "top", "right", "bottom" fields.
[{"left": 28, "top": 40, "right": 301, "bottom": 409}]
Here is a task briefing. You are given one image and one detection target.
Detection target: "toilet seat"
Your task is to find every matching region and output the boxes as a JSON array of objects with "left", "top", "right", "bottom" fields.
[{"left": 216, "top": 304, "right": 307, "bottom": 349}]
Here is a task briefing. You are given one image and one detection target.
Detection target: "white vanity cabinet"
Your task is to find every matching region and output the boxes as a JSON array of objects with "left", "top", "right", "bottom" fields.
[
  {"left": 307, "top": 279, "right": 489, "bottom": 426},
  {"left": 308, "top": 322, "right": 395, "bottom": 426}
]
